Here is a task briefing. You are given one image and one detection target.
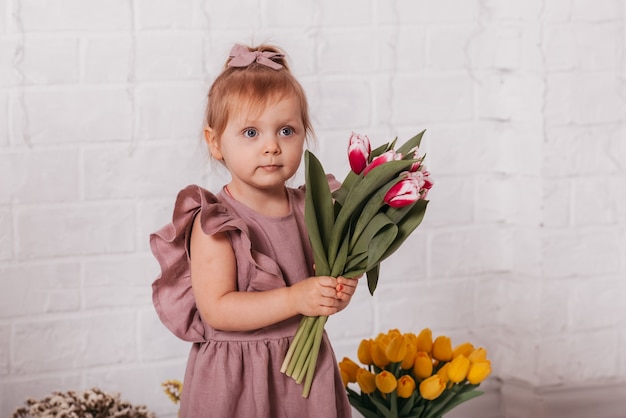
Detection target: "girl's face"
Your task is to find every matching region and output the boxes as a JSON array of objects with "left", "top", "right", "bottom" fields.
[{"left": 207, "top": 94, "right": 306, "bottom": 197}]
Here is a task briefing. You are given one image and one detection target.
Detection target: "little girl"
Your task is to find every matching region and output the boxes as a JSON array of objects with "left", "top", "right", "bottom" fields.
[{"left": 150, "top": 44, "right": 358, "bottom": 417}]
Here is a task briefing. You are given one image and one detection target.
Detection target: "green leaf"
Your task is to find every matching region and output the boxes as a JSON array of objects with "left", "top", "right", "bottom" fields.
[
  {"left": 304, "top": 151, "right": 334, "bottom": 275},
  {"left": 331, "top": 232, "right": 351, "bottom": 277},
  {"left": 366, "top": 264, "right": 380, "bottom": 295},
  {"left": 398, "top": 392, "right": 416, "bottom": 417},
  {"left": 365, "top": 222, "right": 398, "bottom": 270},
  {"left": 380, "top": 200, "right": 428, "bottom": 262},
  {"left": 396, "top": 130, "right": 425, "bottom": 156},
  {"left": 369, "top": 395, "right": 395, "bottom": 418},
  {"left": 434, "top": 386, "right": 484, "bottom": 417},
  {"left": 351, "top": 213, "right": 396, "bottom": 255}
]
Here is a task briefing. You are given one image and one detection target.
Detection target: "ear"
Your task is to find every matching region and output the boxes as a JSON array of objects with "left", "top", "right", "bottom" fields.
[{"left": 204, "top": 127, "right": 223, "bottom": 161}]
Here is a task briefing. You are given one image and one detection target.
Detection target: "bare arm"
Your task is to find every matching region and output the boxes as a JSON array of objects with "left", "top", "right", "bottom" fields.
[{"left": 189, "top": 215, "right": 357, "bottom": 332}]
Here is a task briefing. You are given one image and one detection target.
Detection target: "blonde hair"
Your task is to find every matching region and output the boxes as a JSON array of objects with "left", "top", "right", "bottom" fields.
[{"left": 205, "top": 44, "right": 313, "bottom": 143}]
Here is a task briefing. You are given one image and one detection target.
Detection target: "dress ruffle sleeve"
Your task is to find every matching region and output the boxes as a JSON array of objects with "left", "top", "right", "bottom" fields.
[{"left": 150, "top": 184, "right": 262, "bottom": 342}]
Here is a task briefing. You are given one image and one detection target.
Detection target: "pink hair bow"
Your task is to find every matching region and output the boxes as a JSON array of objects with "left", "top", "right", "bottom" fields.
[{"left": 228, "top": 44, "right": 284, "bottom": 70}]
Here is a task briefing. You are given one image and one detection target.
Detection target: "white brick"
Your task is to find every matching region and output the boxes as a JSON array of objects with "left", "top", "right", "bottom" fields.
[
  {"left": 482, "top": 0, "right": 543, "bottom": 20},
  {"left": 382, "top": 231, "right": 428, "bottom": 282},
  {"left": 83, "top": 143, "right": 204, "bottom": 199},
  {"left": 537, "top": 330, "right": 621, "bottom": 385},
  {"left": 0, "top": 91, "right": 7, "bottom": 145},
  {"left": 571, "top": 0, "right": 621, "bottom": 21},
  {"left": 136, "top": 33, "right": 203, "bottom": 81},
  {"left": 572, "top": 177, "right": 618, "bottom": 225},
  {"left": 543, "top": 229, "right": 621, "bottom": 278},
  {"left": 391, "top": 74, "right": 473, "bottom": 124},
  {"left": 263, "top": 0, "right": 315, "bottom": 28},
  {"left": 542, "top": 179, "right": 571, "bottom": 228},
  {"left": 0, "top": 324, "right": 8, "bottom": 375},
  {"left": 476, "top": 72, "right": 544, "bottom": 121},
  {"left": 507, "top": 227, "right": 542, "bottom": 277},
  {"left": 540, "top": 278, "right": 569, "bottom": 335},
  {"left": 428, "top": 25, "right": 478, "bottom": 70},
  {"left": 430, "top": 227, "right": 509, "bottom": 278},
  {"left": 12, "top": 313, "right": 136, "bottom": 373},
  {"left": 135, "top": 0, "right": 195, "bottom": 29},
  {"left": 21, "top": 36, "right": 78, "bottom": 85},
  {"left": 497, "top": 330, "right": 539, "bottom": 383},
  {"left": 135, "top": 82, "right": 206, "bottom": 140},
  {"left": 377, "top": 280, "right": 474, "bottom": 332},
  {"left": 16, "top": 88, "right": 132, "bottom": 144},
  {"left": 474, "top": 275, "right": 505, "bottom": 328},
  {"left": 544, "top": 24, "right": 578, "bottom": 71},
  {"left": 500, "top": 275, "right": 541, "bottom": 334},
  {"left": 326, "top": 284, "right": 376, "bottom": 340},
  {"left": 16, "top": 202, "right": 135, "bottom": 259},
  {"left": 390, "top": 26, "right": 427, "bottom": 72},
  {"left": 306, "top": 79, "right": 370, "bottom": 130},
  {"left": 544, "top": 124, "right": 624, "bottom": 177},
  {"left": 0, "top": 148, "right": 79, "bottom": 204},
  {"left": 0, "top": 0, "right": 6, "bottom": 34},
  {"left": 424, "top": 176, "right": 474, "bottom": 227},
  {"left": 203, "top": 0, "right": 261, "bottom": 30},
  {"left": 139, "top": 308, "right": 195, "bottom": 362},
  {"left": 318, "top": 30, "right": 380, "bottom": 74},
  {"left": 83, "top": 255, "right": 154, "bottom": 309},
  {"left": 568, "top": 276, "right": 626, "bottom": 331},
  {"left": 0, "top": 37, "right": 18, "bottom": 87},
  {"left": 83, "top": 36, "right": 132, "bottom": 83},
  {"left": 476, "top": 174, "right": 542, "bottom": 226},
  {"left": 0, "top": 262, "right": 80, "bottom": 317},
  {"left": 19, "top": 0, "right": 132, "bottom": 31},
  {"left": 0, "top": 206, "right": 12, "bottom": 261},
  {"left": 317, "top": 0, "right": 372, "bottom": 26},
  {"left": 376, "top": 0, "right": 480, "bottom": 24},
  {"left": 541, "top": 0, "right": 572, "bottom": 22},
  {"left": 575, "top": 23, "right": 622, "bottom": 71},
  {"left": 0, "top": 375, "right": 83, "bottom": 418},
  {"left": 138, "top": 198, "right": 185, "bottom": 252}
]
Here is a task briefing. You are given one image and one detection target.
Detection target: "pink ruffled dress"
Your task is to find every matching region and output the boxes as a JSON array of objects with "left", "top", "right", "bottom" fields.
[{"left": 150, "top": 184, "right": 351, "bottom": 418}]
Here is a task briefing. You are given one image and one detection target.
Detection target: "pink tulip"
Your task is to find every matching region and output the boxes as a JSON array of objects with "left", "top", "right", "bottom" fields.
[
  {"left": 362, "top": 150, "right": 402, "bottom": 176},
  {"left": 348, "top": 132, "right": 371, "bottom": 174},
  {"left": 408, "top": 146, "right": 422, "bottom": 172},
  {"left": 384, "top": 177, "right": 420, "bottom": 208}
]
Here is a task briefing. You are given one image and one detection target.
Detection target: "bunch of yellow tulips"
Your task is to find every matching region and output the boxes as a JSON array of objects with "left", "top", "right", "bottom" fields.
[{"left": 339, "top": 328, "right": 491, "bottom": 418}]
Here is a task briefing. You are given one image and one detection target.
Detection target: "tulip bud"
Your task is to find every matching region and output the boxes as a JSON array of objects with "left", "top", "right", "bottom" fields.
[
  {"left": 347, "top": 132, "right": 371, "bottom": 174},
  {"left": 412, "top": 352, "right": 433, "bottom": 379},
  {"left": 371, "top": 340, "right": 391, "bottom": 368},
  {"left": 385, "top": 335, "right": 407, "bottom": 363},
  {"left": 467, "top": 360, "right": 491, "bottom": 384},
  {"left": 415, "top": 328, "right": 433, "bottom": 354},
  {"left": 338, "top": 357, "right": 360, "bottom": 383},
  {"left": 375, "top": 371, "right": 398, "bottom": 394},
  {"left": 400, "top": 342, "right": 416, "bottom": 370},
  {"left": 383, "top": 177, "right": 420, "bottom": 208},
  {"left": 436, "top": 363, "right": 450, "bottom": 384},
  {"left": 362, "top": 150, "right": 402, "bottom": 176},
  {"left": 432, "top": 336, "right": 453, "bottom": 362},
  {"left": 357, "top": 339, "right": 374, "bottom": 366},
  {"left": 396, "top": 375, "right": 416, "bottom": 398},
  {"left": 340, "top": 369, "right": 349, "bottom": 388},
  {"left": 419, "top": 375, "right": 446, "bottom": 400},
  {"left": 452, "top": 342, "right": 475, "bottom": 359},
  {"left": 447, "top": 355, "right": 470, "bottom": 383},
  {"left": 468, "top": 347, "right": 488, "bottom": 363},
  {"left": 356, "top": 368, "right": 377, "bottom": 394}
]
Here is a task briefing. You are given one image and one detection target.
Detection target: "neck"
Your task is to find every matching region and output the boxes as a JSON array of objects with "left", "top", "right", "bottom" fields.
[{"left": 225, "top": 184, "right": 290, "bottom": 216}]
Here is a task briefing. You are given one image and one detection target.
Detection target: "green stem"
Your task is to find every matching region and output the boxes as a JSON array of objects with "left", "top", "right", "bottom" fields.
[
  {"left": 285, "top": 317, "right": 316, "bottom": 377},
  {"left": 287, "top": 317, "right": 319, "bottom": 377},
  {"left": 301, "top": 316, "right": 328, "bottom": 398},
  {"left": 280, "top": 316, "right": 313, "bottom": 373}
]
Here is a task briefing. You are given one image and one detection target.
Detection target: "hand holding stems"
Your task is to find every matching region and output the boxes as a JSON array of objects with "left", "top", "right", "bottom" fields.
[{"left": 288, "top": 275, "right": 359, "bottom": 317}]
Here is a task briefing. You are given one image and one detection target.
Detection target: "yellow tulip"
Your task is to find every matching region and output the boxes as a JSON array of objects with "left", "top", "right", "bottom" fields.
[
  {"left": 468, "top": 347, "right": 488, "bottom": 362},
  {"left": 400, "top": 342, "right": 416, "bottom": 370},
  {"left": 419, "top": 375, "right": 446, "bottom": 400},
  {"left": 338, "top": 357, "right": 360, "bottom": 383},
  {"left": 447, "top": 355, "right": 470, "bottom": 383},
  {"left": 452, "top": 342, "right": 474, "bottom": 359},
  {"left": 436, "top": 363, "right": 450, "bottom": 384},
  {"left": 415, "top": 328, "right": 433, "bottom": 354},
  {"left": 375, "top": 370, "right": 398, "bottom": 394},
  {"left": 340, "top": 369, "right": 349, "bottom": 387},
  {"left": 412, "top": 352, "right": 433, "bottom": 379},
  {"left": 396, "top": 375, "right": 416, "bottom": 398},
  {"left": 432, "top": 336, "right": 452, "bottom": 362},
  {"left": 385, "top": 335, "right": 407, "bottom": 363},
  {"left": 371, "top": 340, "right": 391, "bottom": 368},
  {"left": 356, "top": 368, "right": 377, "bottom": 394},
  {"left": 358, "top": 339, "right": 374, "bottom": 366},
  {"left": 467, "top": 359, "right": 491, "bottom": 384}
]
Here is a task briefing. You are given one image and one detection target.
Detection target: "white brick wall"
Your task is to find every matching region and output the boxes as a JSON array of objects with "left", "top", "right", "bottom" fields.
[{"left": 1, "top": 1, "right": 625, "bottom": 417}]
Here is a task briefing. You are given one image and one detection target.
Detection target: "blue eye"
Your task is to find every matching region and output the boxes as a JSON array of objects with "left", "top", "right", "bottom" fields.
[
  {"left": 243, "top": 128, "right": 258, "bottom": 138},
  {"left": 280, "top": 126, "right": 294, "bottom": 136}
]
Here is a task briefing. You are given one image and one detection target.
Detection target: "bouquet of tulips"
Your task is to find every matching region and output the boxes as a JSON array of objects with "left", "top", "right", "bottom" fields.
[
  {"left": 280, "top": 132, "right": 433, "bottom": 397},
  {"left": 339, "top": 328, "right": 491, "bottom": 418}
]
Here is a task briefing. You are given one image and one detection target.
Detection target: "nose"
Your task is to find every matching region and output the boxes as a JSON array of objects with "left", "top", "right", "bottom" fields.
[{"left": 264, "top": 137, "right": 281, "bottom": 155}]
